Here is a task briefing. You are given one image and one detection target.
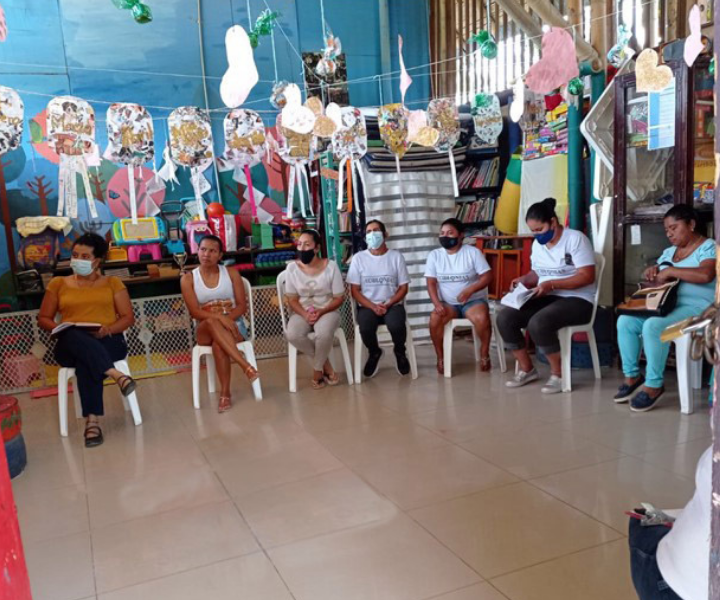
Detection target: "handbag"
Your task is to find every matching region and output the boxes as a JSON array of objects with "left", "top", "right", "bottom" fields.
[{"left": 616, "top": 270, "right": 680, "bottom": 318}]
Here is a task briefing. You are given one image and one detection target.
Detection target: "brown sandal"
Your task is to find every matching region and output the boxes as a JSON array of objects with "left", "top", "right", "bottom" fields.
[
  {"left": 244, "top": 365, "right": 259, "bottom": 383},
  {"left": 311, "top": 377, "right": 327, "bottom": 390},
  {"left": 324, "top": 371, "right": 340, "bottom": 386},
  {"left": 218, "top": 396, "right": 232, "bottom": 413},
  {"left": 480, "top": 357, "right": 492, "bottom": 372},
  {"left": 84, "top": 422, "right": 103, "bottom": 448}
]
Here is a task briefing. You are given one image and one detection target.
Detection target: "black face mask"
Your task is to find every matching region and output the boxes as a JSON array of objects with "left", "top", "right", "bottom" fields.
[
  {"left": 298, "top": 249, "right": 316, "bottom": 265},
  {"left": 439, "top": 236, "right": 459, "bottom": 250}
]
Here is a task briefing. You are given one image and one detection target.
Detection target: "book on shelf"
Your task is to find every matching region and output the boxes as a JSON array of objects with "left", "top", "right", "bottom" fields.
[
  {"left": 457, "top": 157, "right": 500, "bottom": 190},
  {"left": 454, "top": 196, "right": 497, "bottom": 224}
]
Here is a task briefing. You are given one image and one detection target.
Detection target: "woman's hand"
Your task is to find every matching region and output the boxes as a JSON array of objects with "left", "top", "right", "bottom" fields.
[
  {"left": 456, "top": 289, "right": 471, "bottom": 304},
  {"left": 510, "top": 277, "right": 522, "bottom": 291},
  {"left": 433, "top": 303, "right": 447, "bottom": 317},
  {"left": 643, "top": 265, "right": 660, "bottom": 282},
  {"left": 372, "top": 302, "right": 387, "bottom": 316},
  {"left": 93, "top": 326, "right": 112, "bottom": 339},
  {"left": 533, "top": 281, "right": 554, "bottom": 298},
  {"left": 305, "top": 308, "right": 319, "bottom": 325},
  {"left": 654, "top": 267, "right": 676, "bottom": 284},
  {"left": 216, "top": 315, "right": 241, "bottom": 340}
]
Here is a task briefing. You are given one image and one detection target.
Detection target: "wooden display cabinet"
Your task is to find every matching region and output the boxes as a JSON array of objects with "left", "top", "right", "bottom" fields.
[{"left": 475, "top": 235, "right": 533, "bottom": 299}]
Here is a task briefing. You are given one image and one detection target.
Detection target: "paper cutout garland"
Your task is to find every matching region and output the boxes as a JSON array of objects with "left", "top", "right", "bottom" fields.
[
  {"left": 47, "top": 96, "right": 98, "bottom": 220},
  {"left": 428, "top": 98, "right": 460, "bottom": 197},
  {"left": 168, "top": 106, "right": 214, "bottom": 220},
  {"left": 636, "top": 49, "right": 673, "bottom": 92},
  {"left": 105, "top": 103, "right": 155, "bottom": 224},
  {"left": 223, "top": 108, "right": 265, "bottom": 222}
]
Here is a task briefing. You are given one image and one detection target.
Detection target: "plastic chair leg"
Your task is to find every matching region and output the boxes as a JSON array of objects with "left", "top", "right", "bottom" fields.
[
  {"left": 587, "top": 329, "right": 602, "bottom": 379},
  {"left": 191, "top": 347, "right": 202, "bottom": 409},
  {"left": 471, "top": 329, "right": 481, "bottom": 362},
  {"left": 206, "top": 355, "right": 217, "bottom": 394},
  {"left": 336, "top": 330, "right": 354, "bottom": 385},
  {"left": 443, "top": 323, "right": 454, "bottom": 379},
  {"left": 354, "top": 325, "right": 363, "bottom": 385},
  {"left": 72, "top": 376, "right": 83, "bottom": 419},
  {"left": 559, "top": 328, "right": 573, "bottom": 392},
  {"left": 58, "top": 369, "right": 70, "bottom": 437},
  {"left": 674, "top": 335, "right": 695, "bottom": 415},
  {"left": 288, "top": 344, "right": 298, "bottom": 393},
  {"left": 406, "top": 322, "right": 418, "bottom": 380},
  {"left": 114, "top": 360, "right": 142, "bottom": 426},
  {"left": 240, "top": 343, "right": 263, "bottom": 401}
]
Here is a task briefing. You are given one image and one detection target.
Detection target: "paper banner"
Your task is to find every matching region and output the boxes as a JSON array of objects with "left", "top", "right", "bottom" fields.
[
  {"left": 636, "top": 49, "right": 673, "bottom": 92},
  {"left": 684, "top": 5, "right": 704, "bottom": 67},
  {"left": 398, "top": 35, "right": 413, "bottom": 106},
  {"left": 525, "top": 28, "right": 579, "bottom": 95},
  {"left": 220, "top": 26, "right": 259, "bottom": 108},
  {"left": 105, "top": 103, "right": 154, "bottom": 167}
]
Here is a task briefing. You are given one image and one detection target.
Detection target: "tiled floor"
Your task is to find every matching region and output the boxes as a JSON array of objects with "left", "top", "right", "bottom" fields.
[{"left": 11, "top": 342, "right": 711, "bottom": 600}]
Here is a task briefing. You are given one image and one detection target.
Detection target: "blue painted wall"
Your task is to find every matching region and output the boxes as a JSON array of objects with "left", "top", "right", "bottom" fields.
[{"left": 0, "top": 0, "right": 430, "bottom": 298}]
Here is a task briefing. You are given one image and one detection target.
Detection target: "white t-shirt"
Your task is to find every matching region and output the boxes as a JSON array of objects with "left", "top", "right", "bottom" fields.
[
  {"left": 283, "top": 260, "right": 345, "bottom": 310},
  {"left": 424, "top": 244, "right": 491, "bottom": 305},
  {"left": 657, "top": 446, "right": 711, "bottom": 600},
  {"left": 531, "top": 228, "right": 597, "bottom": 304},
  {"left": 346, "top": 249, "right": 410, "bottom": 304}
]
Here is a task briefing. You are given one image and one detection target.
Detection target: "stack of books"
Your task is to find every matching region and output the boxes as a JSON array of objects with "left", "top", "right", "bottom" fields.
[
  {"left": 524, "top": 102, "right": 568, "bottom": 160},
  {"left": 455, "top": 196, "right": 497, "bottom": 224},
  {"left": 457, "top": 157, "right": 500, "bottom": 190}
]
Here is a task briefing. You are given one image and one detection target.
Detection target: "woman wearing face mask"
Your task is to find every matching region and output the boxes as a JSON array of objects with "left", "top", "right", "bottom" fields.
[
  {"left": 615, "top": 205, "right": 715, "bottom": 412},
  {"left": 496, "top": 198, "right": 597, "bottom": 394},
  {"left": 283, "top": 229, "right": 346, "bottom": 389},
  {"left": 181, "top": 235, "right": 259, "bottom": 413},
  {"left": 37, "top": 233, "right": 136, "bottom": 447},
  {"left": 425, "top": 218, "right": 493, "bottom": 374},
  {"left": 347, "top": 220, "right": 411, "bottom": 378}
]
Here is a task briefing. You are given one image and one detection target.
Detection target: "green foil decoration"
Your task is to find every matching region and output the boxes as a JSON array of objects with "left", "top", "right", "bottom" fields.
[
  {"left": 567, "top": 77, "right": 584, "bottom": 96},
  {"left": 472, "top": 93, "right": 492, "bottom": 113},
  {"left": 481, "top": 40, "right": 498, "bottom": 59},
  {"left": 249, "top": 9, "right": 280, "bottom": 49},
  {"left": 471, "top": 30, "right": 490, "bottom": 45},
  {"left": 111, "top": 0, "right": 138, "bottom": 9},
  {"left": 132, "top": 3, "right": 152, "bottom": 24},
  {"left": 710, "top": 57, "right": 715, "bottom": 77}
]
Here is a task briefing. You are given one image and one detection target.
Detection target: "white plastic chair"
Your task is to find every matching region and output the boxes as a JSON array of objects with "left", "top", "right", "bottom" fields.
[
  {"left": 191, "top": 276, "right": 263, "bottom": 408},
  {"left": 557, "top": 254, "right": 606, "bottom": 392},
  {"left": 672, "top": 332, "right": 702, "bottom": 414},
  {"left": 58, "top": 357, "right": 141, "bottom": 437},
  {"left": 443, "top": 310, "right": 507, "bottom": 378},
  {"left": 276, "top": 270, "right": 354, "bottom": 392},
  {"left": 351, "top": 300, "right": 418, "bottom": 383}
]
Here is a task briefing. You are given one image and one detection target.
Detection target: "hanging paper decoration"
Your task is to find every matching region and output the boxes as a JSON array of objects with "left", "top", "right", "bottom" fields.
[
  {"left": 607, "top": 24, "right": 633, "bottom": 67},
  {"left": 248, "top": 9, "right": 280, "bottom": 48},
  {"left": 331, "top": 106, "right": 367, "bottom": 213},
  {"left": 407, "top": 110, "right": 439, "bottom": 148},
  {"left": 168, "top": 106, "right": 213, "bottom": 220},
  {"left": 684, "top": 5, "right": 704, "bottom": 68},
  {"left": 105, "top": 103, "right": 155, "bottom": 224},
  {"left": 471, "top": 93, "right": 503, "bottom": 146},
  {"left": 110, "top": 0, "right": 153, "bottom": 24},
  {"left": 567, "top": 77, "right": 584, "bottom": 96},
  {"left": 223, "top": 109, "right": 265, "bottom": 223},
  {"left": 0, "top": 4, "right": 7, "bottom": 42},
  {"left": 221, "top": 25, "right": 259, "bottom": 109},
  {"left": 0, "top": 87, "right": 23, "bottom": 155},
  {"left": 427, "top": 98, "right": 460, "bottom": 197},
  {"left": 635, "top": 49, "right": 673, "bottom": 92},
  {"left": 315, "top": 29, "right": 342, "bottom": 78},
  {"left": 378, "top": 103, "right": 409, "bottom": 204},
  {"left": 471, "top": 30, "right": 498, "bottom": 59},
  {"left": 47, "top": 96, "right": 98, "bottom": 220},
  {"left": 399, "top": 35, "right": 413, "bottom": 106},
  {"left": 525, "top": 28, "right": 579, "bottom": 95},
  {"left": 509, "top": 78, "right": 525, "bottom": 123},
  {"left": 270, "top": 81, "right": 292, "bottom": 109}
]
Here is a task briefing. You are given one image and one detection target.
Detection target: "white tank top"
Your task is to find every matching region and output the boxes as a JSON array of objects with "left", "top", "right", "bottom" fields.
[{"left": 192, "top": 265, "right": 235, "bottom": 307}]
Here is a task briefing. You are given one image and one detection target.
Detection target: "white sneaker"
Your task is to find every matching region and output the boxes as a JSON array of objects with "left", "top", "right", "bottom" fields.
[
  {"left": 541, "top": 375, "right": 563, "bottom": 394},
  {"left": 505, "top": 368, "right": 539, "bottom": 388}
]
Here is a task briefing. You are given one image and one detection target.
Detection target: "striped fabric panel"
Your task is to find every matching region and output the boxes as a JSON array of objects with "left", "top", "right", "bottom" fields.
[{"left": 360, "top": 167, "right": 456, "bottom": 342}]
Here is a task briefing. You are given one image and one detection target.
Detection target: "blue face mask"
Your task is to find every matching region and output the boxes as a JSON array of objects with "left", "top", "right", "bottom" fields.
[
  {"left": 365, "top": 231, "right": 384, "bottom": 250},
  {"left": 70, "top": 258, "right": 95, "bottom": 276},
  {"left": 534, "top": 228, "right": 555, "bottom": 245}
]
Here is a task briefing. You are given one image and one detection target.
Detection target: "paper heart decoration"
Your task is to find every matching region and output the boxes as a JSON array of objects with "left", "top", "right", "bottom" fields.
[
  {"left": 413, "top": 127, "right": 439, "bottom": 148},
  {"left": 105, "top": 103, "right": 154, "bottom": 166},
  {"left": 684, "top": 5, "right": 704, "bottom": 67},
  {"left": 510, "top": 79, "right": 525, "bottom": 123},
  {"left": 282, "top": 104, "right": 316, "bottom": 135},
  {"left": 636, "top": 49, "right": 673, "bottom": 92},
  {"left": 220, "top": 26, "right": 259, "bottom": 108},
  {"left": 0, "top": 87, "right": 23, "bottom": 156},
  {"left": 313, "top": 116, "right": 337, "bottom": 138},
  {"left": 525, "top": 28, "right": 579, "bottom": 95}
]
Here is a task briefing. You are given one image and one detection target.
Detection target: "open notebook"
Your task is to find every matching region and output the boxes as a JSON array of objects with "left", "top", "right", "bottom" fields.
[
  {"left": 51, "top": 322, "right": 102, "bottom": 338},
  {"left": 500, "top": 283, "right": 535, "bottom": 310}
]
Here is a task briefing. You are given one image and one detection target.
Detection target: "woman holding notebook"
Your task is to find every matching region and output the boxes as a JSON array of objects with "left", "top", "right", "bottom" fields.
[
  {"left": 37, "top": 233, "right": 136, "bottom": 447},
  {"left": 496, "top": 198, "right": 597, "bottom": 394}
]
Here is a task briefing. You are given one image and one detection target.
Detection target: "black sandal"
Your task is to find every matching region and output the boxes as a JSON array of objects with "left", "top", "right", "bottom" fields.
[
  {"left": 117, "top": 375, "right": 137, "bottom": 397},
  {"left": 84, "top": 423, "right": 103, "bottom": 448}
]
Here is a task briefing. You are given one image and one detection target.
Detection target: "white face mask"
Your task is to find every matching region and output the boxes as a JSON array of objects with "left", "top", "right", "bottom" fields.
[
  {"left": 365, "top": 231, "right": 384, "bottom": 250},
  {"left": 70, "top": 258, "right": 94, "bottom": 276}
]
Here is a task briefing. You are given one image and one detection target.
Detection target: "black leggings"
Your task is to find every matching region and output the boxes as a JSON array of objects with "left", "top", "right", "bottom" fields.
[
  {"left": 357, "top": 304, "right": 407, "bottom": 355},
  {"left": 496, "top": 295, "right": 593, "bottom": 355},
  {"left": 54, "top": 328, "right": 128, "bottom": 417}
]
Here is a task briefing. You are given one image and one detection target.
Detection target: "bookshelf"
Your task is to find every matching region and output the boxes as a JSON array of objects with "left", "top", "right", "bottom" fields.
[{"left": 455, "top": 152, "right": 503, "bottom": 236}]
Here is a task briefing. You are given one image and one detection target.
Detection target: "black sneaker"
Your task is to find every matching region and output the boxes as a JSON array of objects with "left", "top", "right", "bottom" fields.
[
  {"left": 363, "top": 349, "right": 384, "bottom": 379},
  {"left": 614, "top": 377, "right": 645, "bottom": 404},
  {"left": 395, "top": 351, "right": 410, "bottom": 376},
  {"left": 630, "top": 387, "right": 665, "bottom": 413}
]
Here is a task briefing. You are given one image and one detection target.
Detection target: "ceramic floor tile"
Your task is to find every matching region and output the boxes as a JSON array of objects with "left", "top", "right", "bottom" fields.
[
  {"left": 17, "top": 484, "right": 89, "bottom": 544},
  {"left": 315, "top": 416, "right": 450, "bottom": 468},
  {"left": 491, "top": 539, "right": 636, "bottom": 600},
  {"left": 10, "top": 438, "right": 84, "bottom": 500},
  {"left": 269, "top": 514, "right": 481, "bottom": 600},
  {"left": 634, "top": 437, "right": 712, "bottom": 478},
  {"left": 287, "top": 395, "right": 399, "bottom": 434},
  {"left": 212, "top": 437, "right": 343, "bottom": 497},
  {"left": 25, "top": 531, "right": 95, "bottom": 600},
  {"left": 531, "top": 456, "right": 696, "bottom": 533},
  {"left": 411, "top": 482, "right": 620, "bottom": 579},
  {"left": 87, "top": 461, "right": 228, "bottom": 529},
  {"left": 353, "top": 444, "right": 517, "bottom": 510},
  {"left": 460, "top": 422, "right": 623, "bottom": 479},
  {"left": 236, "top": 468, "right": 399, "bottom": 548},
  {"left": 425, "top": 583, "right": 509, "bottom": 600},
  {"left": 92, "top": 501, "right": 258, "bottom": 593},
  {"left": 97, "top": 553, "right": 292, "bottom": 600}
]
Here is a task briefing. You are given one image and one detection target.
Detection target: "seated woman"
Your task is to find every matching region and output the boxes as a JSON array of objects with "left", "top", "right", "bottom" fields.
[
  {"left": 347, "top": 219, "right": 411, "bottom": 378},
  {"left": 425, "top": 218, "right": 493, "bottom": 374},
  {"left": 496, "top": 198, "right": 597, "bottom": 394},
  {"left": 37, "top": 233, "right": 136, "bottom": 447},
  {"left": 181, "top": 234, "right": 259, "bottom": 413},
  {"left": 616, "top": 205, "right": 715, "bottom": 412},
  {"left": 283, "top": 229, "right": 346, "bottom": 389}
]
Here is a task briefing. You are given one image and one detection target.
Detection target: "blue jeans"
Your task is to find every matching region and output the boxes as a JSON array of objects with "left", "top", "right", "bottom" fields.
[
  {"left": 617, "top": 304, "right": 702, "bottom": 388},
  {"left": 628, "top": 519, "right": 682, "bottom": 600},
  {"left": 446, "top": 297, "right": 488, "bottom": 318}
]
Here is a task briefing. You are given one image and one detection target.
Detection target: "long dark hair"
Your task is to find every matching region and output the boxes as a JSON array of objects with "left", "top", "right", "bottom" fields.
[
  {"left": 300, "top": 229, "right": 322, "bottom": 246},
  {"left": 525, "top": 197, "right": 558, "bottom": 225},
  {"left": 664, "top": 204, "right": 707, "bottom": 237}
]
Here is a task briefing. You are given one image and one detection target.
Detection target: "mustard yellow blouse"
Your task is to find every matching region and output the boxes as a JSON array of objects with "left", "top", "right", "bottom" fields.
[{"left": 46, "top": 276, "right": 126, "bottom": 326}]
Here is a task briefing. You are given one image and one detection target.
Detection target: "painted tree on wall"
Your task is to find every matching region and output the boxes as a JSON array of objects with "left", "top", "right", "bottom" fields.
[
  {"left": 25, "top": 175, "right": 54, "bottom": 216},
  {"left": 0, "top": 148, "right": 28, "bottom": 273},
  {"left": 87, "top": 159, "right": 119, "bottom": 203}
]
